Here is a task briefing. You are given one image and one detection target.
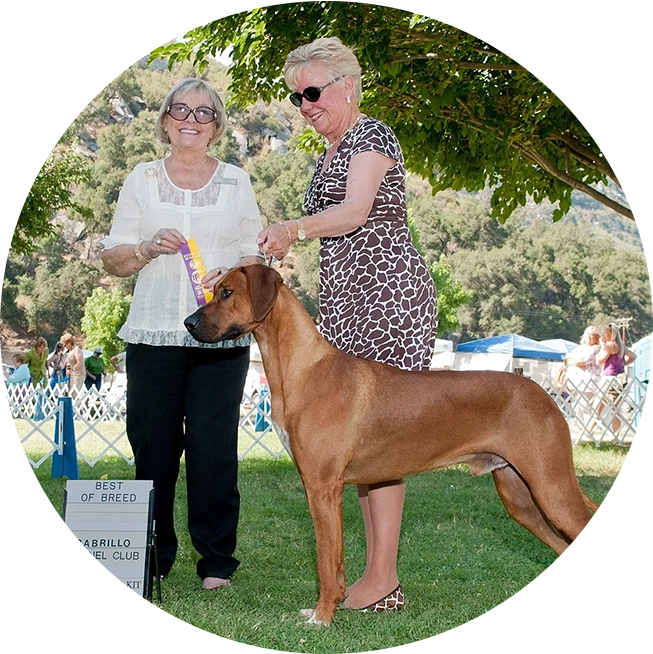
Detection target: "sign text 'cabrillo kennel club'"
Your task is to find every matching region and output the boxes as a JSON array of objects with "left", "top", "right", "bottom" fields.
[{"left": 63, "top": 480, "right": 155, "bottom": 597}]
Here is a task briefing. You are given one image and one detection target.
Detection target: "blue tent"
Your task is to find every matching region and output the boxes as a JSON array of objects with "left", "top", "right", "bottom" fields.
[
  {"left": 455, "top": 334, "right": 565, "bottom": 361},
  {"left": 540, "top": 338, "right": 579, "bottom": 354}
]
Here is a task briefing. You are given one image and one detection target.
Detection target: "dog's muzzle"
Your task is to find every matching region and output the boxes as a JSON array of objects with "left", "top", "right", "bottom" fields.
[{"left": 184, "top": 313, "right": 201, "bottom": 334}]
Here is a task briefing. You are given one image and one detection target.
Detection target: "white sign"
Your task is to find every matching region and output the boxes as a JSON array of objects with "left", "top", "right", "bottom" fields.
[{"left": 63, "top": 480, "right": 154, "bottom": 597}]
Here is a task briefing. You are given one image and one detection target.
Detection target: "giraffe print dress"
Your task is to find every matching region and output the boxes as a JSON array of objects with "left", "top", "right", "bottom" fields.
[{"left": 305, "top": 116, "right": 437, "bottom": 371}]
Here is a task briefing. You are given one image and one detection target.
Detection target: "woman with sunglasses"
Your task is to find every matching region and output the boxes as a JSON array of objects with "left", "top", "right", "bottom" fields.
[
  {"left": 101, "top": 78, "right": 263, "bottom": 590},
  {"left": 258, "top": 37, "right": 437, "bottom": 613}
]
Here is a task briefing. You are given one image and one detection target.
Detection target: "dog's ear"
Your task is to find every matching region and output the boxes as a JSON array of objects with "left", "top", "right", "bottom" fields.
[{"left": 242, "top": 264, "right": 283, "bottom": 322}]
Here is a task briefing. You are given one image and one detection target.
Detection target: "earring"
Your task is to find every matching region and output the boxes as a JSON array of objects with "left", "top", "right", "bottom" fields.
[{"left": 346, "top": 96, "right": 351, "bottom": 104}]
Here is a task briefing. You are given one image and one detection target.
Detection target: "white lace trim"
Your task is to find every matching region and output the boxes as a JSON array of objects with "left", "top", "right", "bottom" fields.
[
  {"left": 156, "top": 159, "right": 238, "bottom": 207},
  {"left": 119, "top": 326, "right": 253, "bottom": 349}
]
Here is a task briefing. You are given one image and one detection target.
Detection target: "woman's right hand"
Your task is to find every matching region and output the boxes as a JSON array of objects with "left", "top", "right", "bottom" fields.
[
  {"left": 145, "top": 228, "right": 186, "bottom": 258},
  {"left": 257, "top": 224, "right": 292, "bottom": 260}
]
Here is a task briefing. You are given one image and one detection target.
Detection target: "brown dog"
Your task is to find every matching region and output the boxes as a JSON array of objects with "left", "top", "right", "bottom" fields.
[{"left": 185, "top": 264, "right": 598, "bottom": 626}]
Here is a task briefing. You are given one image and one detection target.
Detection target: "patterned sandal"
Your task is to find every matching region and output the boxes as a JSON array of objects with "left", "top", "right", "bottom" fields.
[{"left": 361, "top": 584, "right": 405, "bottom": 612}]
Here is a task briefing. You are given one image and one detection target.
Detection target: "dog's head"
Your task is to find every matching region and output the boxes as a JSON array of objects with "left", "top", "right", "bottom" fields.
[{"left": 184, "top": 264, "right": 283, "bottom": 343}]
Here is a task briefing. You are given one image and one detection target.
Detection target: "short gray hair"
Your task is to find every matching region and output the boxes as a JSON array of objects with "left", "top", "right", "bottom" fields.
[
  {"left": 155, "top": 78, "right": 227, "bottom": 146},
  {"left": 284, "top": 37, "right": 362, "bottom": 105}
]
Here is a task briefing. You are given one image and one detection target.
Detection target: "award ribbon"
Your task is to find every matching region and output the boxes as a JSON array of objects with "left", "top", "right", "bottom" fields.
[{"left": 180, "top": 238, "right": 213, "bottom": 306}]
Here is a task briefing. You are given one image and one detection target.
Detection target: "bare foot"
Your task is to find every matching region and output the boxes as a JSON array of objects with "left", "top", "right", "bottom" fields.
[
  {"left": 345, "top": 575, "right": 365, "bottom": 598},
  {"left": 202, "top": 577, "right": 231, "bottom": 590}
]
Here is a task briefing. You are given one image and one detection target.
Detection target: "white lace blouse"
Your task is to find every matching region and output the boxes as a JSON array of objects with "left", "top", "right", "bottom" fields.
[{"left": 100, "top": 158, "right": 264, "bottom": 348}]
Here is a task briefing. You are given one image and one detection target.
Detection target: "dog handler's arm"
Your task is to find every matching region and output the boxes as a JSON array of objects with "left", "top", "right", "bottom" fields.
[{"left": 257, "top": 151, "right": 393, "bottom": 260}]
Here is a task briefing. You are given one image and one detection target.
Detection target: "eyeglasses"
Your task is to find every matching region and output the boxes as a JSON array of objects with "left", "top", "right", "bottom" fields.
[
  {"left": 289, "top": 76, "right": 342, "bottom": 107},
  {"left": 166, "top": 103, "right": 217, "bottom": 124}
]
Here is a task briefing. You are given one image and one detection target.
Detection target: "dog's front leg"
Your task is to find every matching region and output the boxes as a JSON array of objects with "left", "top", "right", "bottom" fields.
[{"left": 300, "top": 476, "right": 346, "bottom": 627}]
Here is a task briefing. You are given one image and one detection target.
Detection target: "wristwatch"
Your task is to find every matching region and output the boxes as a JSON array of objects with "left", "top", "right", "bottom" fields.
[{"left": 296, "top": 219, "right": 307, "bottom": 241}]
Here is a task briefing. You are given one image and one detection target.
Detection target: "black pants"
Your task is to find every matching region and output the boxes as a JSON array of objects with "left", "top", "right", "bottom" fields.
[
  {"left": 84, "top": 375, "right": 101, "bottom": 391},
  {"left": 125, "top": 343, "right": 249, "bottom": 580}
]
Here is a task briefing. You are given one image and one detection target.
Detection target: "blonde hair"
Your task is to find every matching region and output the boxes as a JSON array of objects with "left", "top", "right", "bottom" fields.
[
  {"left": 155, "top": 78, "right": 227, "bottom": 146},
  {"left": 603, "top": 323, "right": 627, "bottom": 358},
  {"left": 284, "top": 37, "right": 362, "bottom": 105},
  {"left": 580, "top": 326, "right": 600, "bottom": 345},
  {"left": 35, "top": 336, "right": 47, "bottom": 349},
  {"left": 60, "top": 332, "right": 75, "bottom": 347}
]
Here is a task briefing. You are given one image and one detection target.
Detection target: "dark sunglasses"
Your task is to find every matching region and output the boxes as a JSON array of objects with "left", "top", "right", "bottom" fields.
[
  {"left": 166, "top": 103, "right": 217, "bottom": 124},
  {"left": 289, "top": 76, "right": 342, "bottom": 107}
]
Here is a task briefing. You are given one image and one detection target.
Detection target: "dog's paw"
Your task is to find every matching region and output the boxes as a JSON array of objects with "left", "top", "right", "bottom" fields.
[{"left": 300, "top": 608, "right": 328, "bottom": 626}]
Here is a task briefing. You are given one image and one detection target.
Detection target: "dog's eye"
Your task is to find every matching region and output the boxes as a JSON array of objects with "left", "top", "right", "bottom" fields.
[{"left": 220, "top": 288, "right": 234, "bottom": 300}]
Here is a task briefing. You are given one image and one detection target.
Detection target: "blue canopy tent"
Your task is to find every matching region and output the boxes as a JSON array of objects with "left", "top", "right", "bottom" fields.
[
  {"left": 539, "top": 338, "right": 579, "bottom": 355},
  {"left": 455, "top": 334, "right": 565, "bottom": 361}
]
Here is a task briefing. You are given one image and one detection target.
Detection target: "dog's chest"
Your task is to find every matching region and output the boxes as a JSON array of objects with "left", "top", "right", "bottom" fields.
[{"left": 272, "top": 420, "right": 294, "bottom": 459}]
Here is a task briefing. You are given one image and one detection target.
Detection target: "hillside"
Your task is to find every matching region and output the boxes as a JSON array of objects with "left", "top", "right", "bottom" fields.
[{"left": 2, "top": 57, "right": 651, "bottom": 354}]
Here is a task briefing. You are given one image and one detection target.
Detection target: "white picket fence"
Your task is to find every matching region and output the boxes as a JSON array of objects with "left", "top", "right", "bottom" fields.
[
  {"left": 9, "top": 381, "right": 285, "bottom": 469},
  {"left": 7, "top": 370, "right": 648, "bottom": 470},
  {"left": 541, "top": 372, "right": 647, "bottom": 446}
]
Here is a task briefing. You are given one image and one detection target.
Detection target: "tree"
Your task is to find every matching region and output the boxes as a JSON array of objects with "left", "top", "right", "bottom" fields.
[
  {"left": 18, "top": 259, "right": 102, "bottom": 340},
  {"left": 448, "top": 215, "right": 652, "bottom": 343},
  {"left": 408, "top": 212, "right": 472, "bottom": 336},
  {"left": 151, "top": 3, "right": 632, "bottom": 223},
  {"left": 74, "top": 112, "right": 165, "bottom": 235},
  {"left": 80, "top": 287, "right": 132, "bottom": 366},
  {"left": 14, "top": 144, "right": 92, "bottom": 256},
  {"left": 247, "top": 148, "right": 316, "bottom": 225},
  {"left": 429, "top": 255, "right": 473, "bottom": 336}
]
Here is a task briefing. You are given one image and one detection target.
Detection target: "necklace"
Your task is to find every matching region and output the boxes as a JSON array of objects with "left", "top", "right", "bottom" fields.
[{"left": 326, "top": 113, "right": 365, "bottom": 147}]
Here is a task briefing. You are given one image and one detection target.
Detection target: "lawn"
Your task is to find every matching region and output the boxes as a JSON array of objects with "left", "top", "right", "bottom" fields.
[{"left": 33, "top": 443, "right": 626, "bottom": 653}]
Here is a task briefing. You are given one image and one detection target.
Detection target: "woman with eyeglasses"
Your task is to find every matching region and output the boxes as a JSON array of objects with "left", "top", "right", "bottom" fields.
[
  {"left": 101, "top": 78, "right": 263, "bottom": 590},
  {"left": 258, "top": 37, "right": 437, "bottom": 613}
]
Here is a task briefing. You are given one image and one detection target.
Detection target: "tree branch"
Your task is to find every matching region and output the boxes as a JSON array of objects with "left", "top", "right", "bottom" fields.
[
  {"left": 548, "top": 131, "right": 619, "bottom": 185},
  {"left": 387, "top": 53, "right": 526, "bottom": 72},
  {"left": 516, "top": 145, "right": 633, "bottom": 220},
  {"left": 450, "top": 98, "right": 632, "bottom": 219}
]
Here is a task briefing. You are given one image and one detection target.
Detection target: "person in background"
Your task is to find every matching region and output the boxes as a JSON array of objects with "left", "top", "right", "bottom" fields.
[
  {"left": 101, "top": 77, "right": 264, "bottom": 590},
  {"left": 25, "top": 337, "right": 49, "bottom": 388},
  {"left": 597, "top": 323, "right": 637, "bottom": 377},
  {"left": 258, "top": 37, "right": 437, "bottom": 612},
  {"left": 84, "top": 347, "right": 106, "bottom": 391},
  {"left": 592, "top": 323, "right": 637, "bottom": 434},
  {"left": 4, "top": 353, "right": 30, "bottom": 385},
  {"left": 61, "top": 333, "right": 85, "bottom": 393},
  {"left": 110, "top": 351, "right": 126, "bottom": 374},
  {"left": 564, "top": 326, "right": 602, "bottom": 386},
  {"left": 47, "top": 342, "right": 67, "bottom": 388}
]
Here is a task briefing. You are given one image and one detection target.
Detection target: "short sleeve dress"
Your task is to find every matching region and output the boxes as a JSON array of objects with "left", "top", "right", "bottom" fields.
[{"left": 304, "top": 116, "right": 437, "bottom": 371}]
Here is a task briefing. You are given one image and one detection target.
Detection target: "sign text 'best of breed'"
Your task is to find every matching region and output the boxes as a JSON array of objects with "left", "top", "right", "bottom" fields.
[{"left": 63, "top": 480, "right": 155, "bottom": 597}]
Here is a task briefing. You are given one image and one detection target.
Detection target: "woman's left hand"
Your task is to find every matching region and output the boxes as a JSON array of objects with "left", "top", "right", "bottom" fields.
[
  {"left": 203, "top": 267, "right": 229, "bottom": 290},
  {"left": 257, "top": 224, "right": 292, "bottom": 260}
]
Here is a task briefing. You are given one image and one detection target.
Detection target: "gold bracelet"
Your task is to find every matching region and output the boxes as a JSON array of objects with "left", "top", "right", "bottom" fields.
[
  {"left": 134, "top": 242, "right": 152, "bottom": 264},
  {"left": 281, "top": 222, "right": 294, "bottom": 245}
]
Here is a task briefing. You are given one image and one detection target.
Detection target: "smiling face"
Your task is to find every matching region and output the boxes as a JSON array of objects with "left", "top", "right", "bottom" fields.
[
  {"left": 163, "top": 89, "right": 217, "bottom": 154},
  {"left": 292, "top": 63, "right": 355, "bottom": 143}
]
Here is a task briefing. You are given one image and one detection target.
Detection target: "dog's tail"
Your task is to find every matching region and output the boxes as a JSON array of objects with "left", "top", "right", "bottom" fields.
[{"left": 582, "top": 491, "right": 600, "bottom": 513}]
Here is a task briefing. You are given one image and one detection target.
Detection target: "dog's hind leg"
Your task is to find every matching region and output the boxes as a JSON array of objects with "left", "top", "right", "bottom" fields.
[{"left": 492, "top": 465, "right": 571, "bottom": 555}]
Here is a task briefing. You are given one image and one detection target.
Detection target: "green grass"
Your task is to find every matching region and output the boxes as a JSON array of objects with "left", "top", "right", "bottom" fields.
[{"left": 32, "top": 443, "right": 626, "bottom": 652}]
